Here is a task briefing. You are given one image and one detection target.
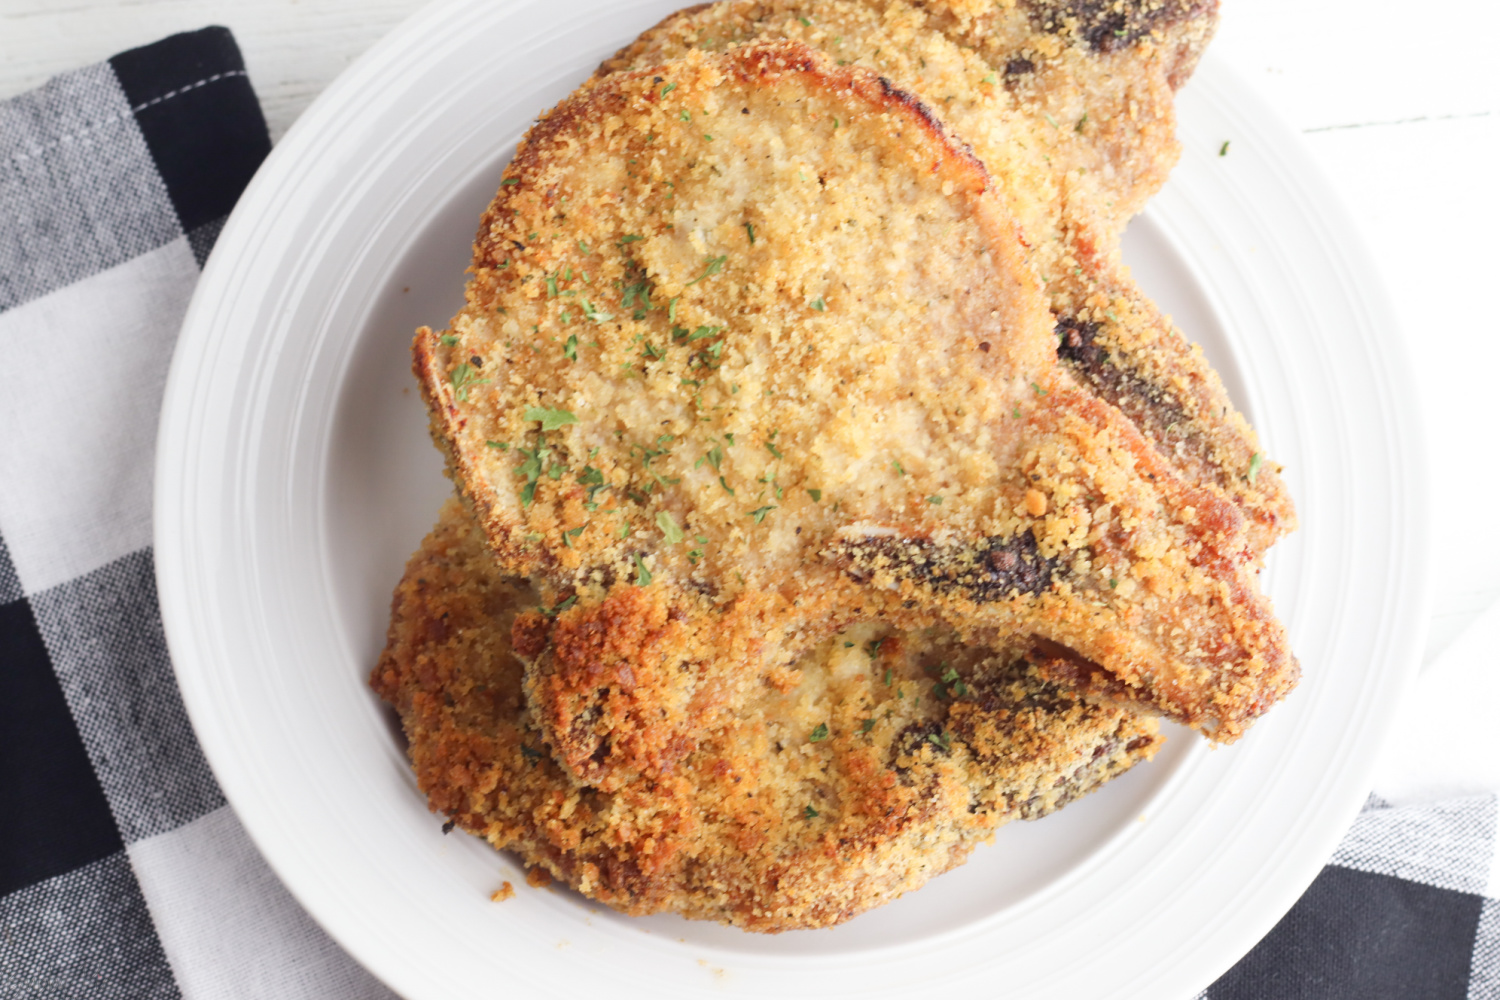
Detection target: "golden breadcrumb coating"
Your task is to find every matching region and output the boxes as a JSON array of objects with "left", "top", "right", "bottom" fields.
[
  {"left": 371, "top": 499, "right": 1162, "bottom": 932},
  {"left": 412, "top": 42, "right": 1295, "bottom": 790},
  {"left": 597, "top": 0, "right": 1294, "bottom": 553}
]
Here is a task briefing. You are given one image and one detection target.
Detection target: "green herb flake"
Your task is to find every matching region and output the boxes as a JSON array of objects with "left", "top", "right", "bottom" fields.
[
  {"left": 679, "top": 109, "right": 692, "bottom": 121},
  {"left": 1220, "top": 140, "right": 1230, "bottom": 157},
  {"left": 659, "top": 81, "right": 677, "bottom": 97},
  {"left": 719, "top": 476, "right": 735, "bottom": 495},
  {"left": 806, "top": 488, "right": 821, "bottom": 502},
  {"left": 439, "top": 334, "right": 459, "bottom": 346},
  {"left": 633, "top": 553, "right": 653, "bottom": 586},
  {"left": 764, "top": 441, "right": 783, "bottom": 460},
  {"left": 449, "top": 363, "right": 491, "bottom": 402},
  {"left": 1076, "top": 113, "right": 1089, "bottom": 132},
  {"left": 927, "top": 732, "right": 952, "bottom": 751},
  {"left": 686, "top": 254, "right": 728, "bottom": 286},
  {"left": 582, "top": 300, "right": 614, "bottom": 323},
  {"left": 927, "top": 495, "right": 943, "bottom": 505},
  {"left": 860, "top": 719, "right": 876, "bottom": 734},
  {"left": 485, "top": 440, "right": 509, "bottom": 450},
  {"left": 804, "top": 805, "right": 819, "bottom": 819},
  {"left": 982, "top": 72, "right": 998, "bottom": 84},
  {"left": 656, "top": 511, "right": 684, "bottom": 544},
  {"left": 519, "top": 745, "right": 543, "bottom": 762},
  {"left": 1031, "top": 382, "right": 1048, "bottom": 396},
  {"left": 892, "top": 460, "right": 906, "bottom": 476},
  {"left": 500, "top": 177, "right": 520, "bottom": 186},
  {"left": 702, "top": 134, "right": 714, "bottom": 142},
  {"left": 744, "top": 222, "right": 756, "bottom": 244},
  {"left": 747, "top": 505, "right": 776, "bottom": 524},
  {"left": 810, "top": 297, "right": 826, "bottom": 312},
  {"left": 523, "top": 406, "right": 578, "bottom": 431},
  {"left": 1012, "top": 405, "right": 1022, "bottom": 419},
  {"left": 563, "top": 334, "right": 578, "bottom": 361},
  {"left": 618, "top": 234, "right": 644, "bottom": 246},
  {"left": 809, "top": 723, "right": 829, "bottom": 742},
  {"left": 1246, "top": 452, "right": 1263, "bottom": 483},
  {"left": 1109, "top": 578, "right": 1119, "bottom": 589},
  {"left": 541, "top": 594, "right": 578, "bottom": 617}
]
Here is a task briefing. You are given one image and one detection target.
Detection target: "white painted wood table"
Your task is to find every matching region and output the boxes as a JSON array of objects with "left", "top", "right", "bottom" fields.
[{"left": 3, "top": 0, "right": 1497, "bottom": 990}]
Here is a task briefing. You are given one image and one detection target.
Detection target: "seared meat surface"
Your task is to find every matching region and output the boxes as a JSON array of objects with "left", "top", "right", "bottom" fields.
[
  {"left": 413, "top": 43, "right": 1295, "bottom": 790},
  {"left": 371, "top": 499, "right": 1163, "bottom": 932}
]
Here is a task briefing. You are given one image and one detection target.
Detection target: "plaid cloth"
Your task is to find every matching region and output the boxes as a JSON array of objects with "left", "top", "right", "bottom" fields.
[{"left": 0, "top": 25, "right": 1494, "bottom": 1000}]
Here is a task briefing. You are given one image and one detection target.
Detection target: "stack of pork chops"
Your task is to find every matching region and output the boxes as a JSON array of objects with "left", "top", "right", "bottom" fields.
[{"left": 371, "top": 0, "right": 1298, "bottom": 932}]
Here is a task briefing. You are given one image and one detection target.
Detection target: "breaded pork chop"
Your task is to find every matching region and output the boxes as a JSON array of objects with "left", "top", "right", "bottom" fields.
[
  {"left": 372, "top": 499, "right": 1162, "bottom": 932},
  {"left": 414, "top": 42, "right": 1295, "bottom": 786},
  {"left": 599, "top": 0, "right": 1295, "bottom": 555}
]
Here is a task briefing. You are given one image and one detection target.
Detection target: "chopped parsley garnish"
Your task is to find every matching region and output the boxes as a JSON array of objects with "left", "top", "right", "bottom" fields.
[
  {"left": 486, "top": 440, "right": 509, "bottom": 450},
  {"left": 744, "top": 222, "right": 755, "bottom": 244},
  {"left": 1076, "top": 113, "right": 1089, "bottom": 132},
  {"left": 519, "top": 745, "right": 543, "bottom": 761},
  {"left": 927, "top": 495, "right": 943, "bottom": 505},
  {"left": 927, "top": 732, "right": 952, "bottom": 751},
  {"left": 747, "top": 505, "right": 776, "bottom": 524},
  {"left": 1109, "top": 578, "right": 1119, "bottom": 589},
  {"left": 500, "top": 177, "right": 519, "bottom": 186},
  {"left": 656, "top": 511, "right": 684, "bottom": 544},
  {"left": 884, "top": 667, "right": 893, "bottom": 686},
  {"left": 617, "top": 234, "right": 644, "bottom": 246},
  {"left": 523, "top": 406, "right": 578, "bottom": 431},
  {"left": 806, "top": 488, "right": 821, "bottom": 502},
  {"left": 1246, "top": 452, "right": 1263, "bottom": 483},
  {"left": 798, "top": 15, "right": 811, "bottom": 26},
  {"left": 810, "top": 297, "right": 826, "bottom": 311},
  {"left": 540, "top": 594, "right": 578, "bottom": 617},
  {"left": 449, "top": 362, "right": 490, "bottom": 402},
  {"left": 659, "top": 81, "right": 677, "bottom": 97},
  {"left": 860, "top": 719, "right": 876, "bottom": 734},
  {"left": 562, "top": 525, "right": 585, "bottom": 548},
  {"left": 563, "top": 334, "right": 577, "bottom": 361},
  {"left": 439, "top": 334, "right": 458, "bottom": 346},
  {"left": 809, "top": 723, "right": 829, "bottom": 742},
  {"left": 633, "top": 553, "right": 653, "bottom": 586},
  {"left": 764, "top": 441, "right": 783, "bottom": 460},
  {"left": 582, "top": 300, "right": 614, "bottom": 323},
  {"left": 702, "top": 134, "right": 714, "bottom": 142},
  {"left": 1031, "top": 382, "right": 1048, "bottom": 396},
  {"left": 1220, "top": 140, "right": 1230, "bottom": 157},
  {"left": 719, "top": 476, "right": 735, "bottom": 495},
  {"left": 982, "top": 72, "right": 997, "bottom": 84},
  {"left": 686, "top": 254, "right": 727, "bottom": 286},
  {"left": 698, "top": 443, "right": 724, "bottom": 472},
  {"left": 679, "top": 109, "right": 692, "bottom": 121},
  {"left": 1012, "top": 405, "right": 1022, "bottom": 419},
  {"left": 804, "top": 805, "right": 819, "bottom": 819},
  {"left": 892, "top": 460, "right": 906, "bottom": 476}
]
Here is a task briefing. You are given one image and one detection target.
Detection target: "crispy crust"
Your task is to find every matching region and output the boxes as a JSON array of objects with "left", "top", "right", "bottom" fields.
[
  {"left": 371, "top": 499, "right": 1163, "bottom": 932},
  {"left": 414, "top": 41, "right": 1296, "bottom": 785},
  {"left": 592, "top": 0, "right": 1293, "bottom": 556}
]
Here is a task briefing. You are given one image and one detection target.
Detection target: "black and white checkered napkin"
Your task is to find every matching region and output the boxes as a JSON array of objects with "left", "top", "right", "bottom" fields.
[{"left": 0, "top": 27, "right": 1494, "bottom": 1000}]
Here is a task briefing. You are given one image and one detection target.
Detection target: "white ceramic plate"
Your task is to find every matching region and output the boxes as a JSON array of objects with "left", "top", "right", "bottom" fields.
[{"left": 155, "top": 2, "right": 1430, "bottom": 996}]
